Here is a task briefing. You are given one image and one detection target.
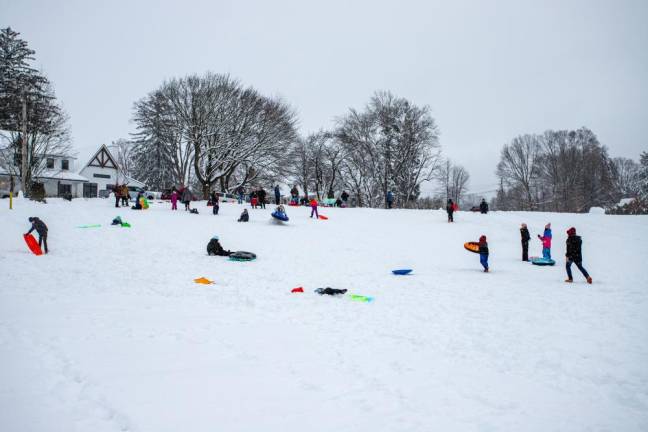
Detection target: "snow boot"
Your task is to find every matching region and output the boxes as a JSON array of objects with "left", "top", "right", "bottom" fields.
[
  {"left": 586, "top": 276, "right": 592, "bottom": 284},
  {"left": 565, "top": 278, "right": 573, "bottom": 283}
]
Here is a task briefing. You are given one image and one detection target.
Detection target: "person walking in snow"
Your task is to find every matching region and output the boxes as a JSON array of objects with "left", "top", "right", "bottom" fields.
[
  {"left": 538, "top": 223, "right": 552, "bottom": 259},
  {"left": 309, "top": 198, "right": 319, "bottom": 219},
  {"left": 446, "top": 199, "right": 455, "bottom": 222},
  {"left": 170, "top": 188, "right": 178, "bottom": 210},
  {"left": 479, "top": 199, "right": 489, "bottom": 214},
  {"left": 274, "top": 185, "right": 281, "bottom": 205},
  {"left": 236, "top": 185, "right": 245, "bottom": 204},
  {"left": 520, "top": 223, "right": 531, "bottom": 261},
  {"left": 341, "top": 190, "right": 349, "bottom": 207},
  {"left": 181, "top": 187, "right": 192, "bottom": 211},
  {"left": 478, "top": 235, "right": 489, "bottom": 272},
  {"left": 26, "top": 216, "right": 48, "bottom": 254},
  {"left": 565, "top": 227, "right": 593, "bottom": 284}
]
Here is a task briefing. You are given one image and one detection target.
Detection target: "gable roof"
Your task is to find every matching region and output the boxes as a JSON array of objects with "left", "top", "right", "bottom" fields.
[{"left": 83, "top": 144, "right": 118, "bottom": 170}]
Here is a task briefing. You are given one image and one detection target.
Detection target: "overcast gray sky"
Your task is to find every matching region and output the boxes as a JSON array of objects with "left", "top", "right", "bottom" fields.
[{"left": 2, "top": 0, "right": 647, "bottom": 195}]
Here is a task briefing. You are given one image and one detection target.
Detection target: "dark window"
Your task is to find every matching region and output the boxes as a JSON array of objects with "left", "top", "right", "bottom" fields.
[
  {"left": 46, "top": 158, "right": 54, "bottom": 169},
  {"left": 61, "top": 160, "right": 69, "bottom": 170},
  {"left": 83, "top": 183, "right": 98, "bottom": 198},
  {"left": 58, "top": 183, "right": 72, "bottom": 197},
  {"left": 93, "top": 173, "right": 111, "bottom": 179}
]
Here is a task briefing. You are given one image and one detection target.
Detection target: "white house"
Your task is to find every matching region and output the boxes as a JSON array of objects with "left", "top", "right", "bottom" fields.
[
  {"left": 77, "top": 144, "right": 145, "bottom": 198},
  {"left": 0, "top": 153, "right": 88, "bottom": 198}
]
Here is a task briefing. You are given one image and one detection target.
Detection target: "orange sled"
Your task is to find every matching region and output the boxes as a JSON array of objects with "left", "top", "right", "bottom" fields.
[{"left": 23, "top": 233, "right": 43, "bottom": 256}]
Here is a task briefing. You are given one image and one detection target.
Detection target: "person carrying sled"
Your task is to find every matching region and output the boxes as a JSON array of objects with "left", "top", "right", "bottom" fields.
[
  {"left": 520, "top": 223, "right": 531, "bottom": 261},
  {"left": 479, "top": 199, "right": 489, "bottom": 214},
  {"left": 206, "top": 235, "right": 232, "bottom": 256},
  {"left": 26, "top": 216, "right": 48, "bottom": 254},
  {"left": 537, "top": 223, "right": 552, "bottom": 259},
  {"left": 238, "top": 209, "right": 249, "bottom": 222},
  {"left": 478, "top": 235, "right": 489, "bottom": 272},
  {"left": 565, "top": 227, "right": 592, "bottom": 284},
  {"left": 309, "top": 198, "right": 319, "bottom": 218},
  {"left": 446, "top": 199, "right": 455, "bottom": 222}
]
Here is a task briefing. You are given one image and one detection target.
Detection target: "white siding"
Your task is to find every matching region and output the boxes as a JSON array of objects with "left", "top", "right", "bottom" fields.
[{"left": 80, "top": 166, "right": 118, "bottom": 195}]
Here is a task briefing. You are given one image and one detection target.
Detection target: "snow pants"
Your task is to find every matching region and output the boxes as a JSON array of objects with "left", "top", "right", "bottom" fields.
[
  {"left": 310, "top": 207, "right": 319, "bottom": 218},
  {"left": 542, "top": 247, "right": 551, "bottom": 259},
  {"left": 480, "top": 253, "right": 489, "bottom": 270},
  {"left": 566, "top": 260, "right": 589, "bottom": 280},
  {"left": 522, "top": 241, "right": 529, "bottom": 261}
]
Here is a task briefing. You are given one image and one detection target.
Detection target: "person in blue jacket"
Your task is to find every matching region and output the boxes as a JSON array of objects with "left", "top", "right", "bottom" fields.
[{"left": 386, "top": 190, "right": 394, "bottom": 209}]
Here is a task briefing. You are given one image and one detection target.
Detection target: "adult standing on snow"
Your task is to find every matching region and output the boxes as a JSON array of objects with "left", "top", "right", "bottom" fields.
[
  {"left": 565, "top": 227, "right": 592, "bottom": 284},
  {"left": 114, "top": 185, "right": 121, "bottom": 208},
  {"left": 538, "top": 223, "right": 552, "bottom": 259},
  {"left": 26, "top": 217, "right": 48, "bottom": 254},
  {"left": 446, "top": 199, "right": 455, "bottom": 222},
  {"left": 258, "top": 188, "right": 267, "bottom": 209},
  {"left": 386, "top": 190, "right": 394, "bottom": 209},
  {"left": 520, "top": 223, "right": 531, "bottom": 261},
  {"left": 341, "top": 190, "right": 349, "bottom": 207},
  {"left": 121, "top": 185, "right": 129, "bottom": 206},
  {"left": 170, "top": 188, "right": 178, "bottom": 210},
  {"left": 274, "top": 185, "right": 281, "bottom": 205},
  {"left": 479, "top": 199, "right": 489, "bottom": 214},
  {"left": 181, "top": 187, "right": 192, "bottom": 211}
]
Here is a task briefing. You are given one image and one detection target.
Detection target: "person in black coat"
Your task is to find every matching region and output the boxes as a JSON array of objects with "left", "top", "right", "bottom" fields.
[
  {"left": 446, "top": 199, "right": 455, "bottom": 222},
  {"left": 238, "top": 209, "right": 249, "bottom": 222},
  {"left": 479, "top": 199, "right": 489, "bottom": 214},
  {"left": 520, "top": 223, "right": 531, "bottom": 261},
  {"left": 257, "top": 188, "right": 266, "bottom": 209},
  {"left": 274, "top": 185, "right": 281, "bottom": 205},
  {"left": 565, "top": 227, "right": 592, "bottom": 284},
  {"left": 207, "top": 236, "right": 232, "bottom": 256},
  {"left": 26, "top": 217, "right": 48, "bottom": 253}
]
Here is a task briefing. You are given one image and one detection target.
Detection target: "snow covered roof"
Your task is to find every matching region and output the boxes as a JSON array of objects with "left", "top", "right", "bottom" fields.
[{"left": 35, "top": 169, "right": 89, "bottom": 182}]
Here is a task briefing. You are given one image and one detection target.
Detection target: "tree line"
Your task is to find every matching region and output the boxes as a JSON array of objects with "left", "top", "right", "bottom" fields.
[{"left": 2, "top": 27, "right": 646, "bottom": 212}]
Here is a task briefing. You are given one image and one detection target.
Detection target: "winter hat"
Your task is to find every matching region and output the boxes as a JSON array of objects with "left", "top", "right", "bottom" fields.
[
  {"left": 211, "top": 235, "right": 219, "bottom": 240},
  {"left": 479, "top": 235, "right": 487, "bottom": 242},
  {"left": 545, "top": 223, "right": 551, "bottom": 229},
  {"left": 521, "top": 223, "right": 527, "bottom": 228},
  {"left": 28, "top": 217, "right": 34, "bottom": 222},
  {"left": 567, "top": 227, "right": 576, "bottom": 236}
]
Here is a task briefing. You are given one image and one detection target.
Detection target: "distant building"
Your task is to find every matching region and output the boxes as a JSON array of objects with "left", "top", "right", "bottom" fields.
[
  {"left": 0, "top": 152, "right": 88, "bottom": 198},
  {"left": 78, "top": 144, "right": 145, "bottom": 198}
]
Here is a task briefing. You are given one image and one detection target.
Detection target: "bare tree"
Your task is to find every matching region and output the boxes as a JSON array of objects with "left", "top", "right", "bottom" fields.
[
  {"left": 496, "top": 134, "right": 541, "bottom": 210},
  {"left": 611, "top": 157, "right": 641, "bottom": 198}
]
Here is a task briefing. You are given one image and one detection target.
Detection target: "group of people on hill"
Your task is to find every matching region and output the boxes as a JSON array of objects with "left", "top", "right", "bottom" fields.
[
  {"left": 474, "top": 223, "right": 591, "bottom": 283},
  {"left": 112, "top": 185, "right": 130, "bottom": 208}
]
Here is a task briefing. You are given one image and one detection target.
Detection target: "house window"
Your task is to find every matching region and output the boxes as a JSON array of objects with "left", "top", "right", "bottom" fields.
[
  {"left": 83, "top": 183, "right": 98, "bottom": 198},
  {"left": 93, "top": 173, "right": 111, "bottom": 179},
  {"left": 61, "top": 159, "right": 69, "bottom": 170},
  {"left": 46, "top": 158, "right": 54, "bottom": 169}
]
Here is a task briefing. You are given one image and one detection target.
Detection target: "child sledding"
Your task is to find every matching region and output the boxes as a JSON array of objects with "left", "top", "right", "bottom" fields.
[{"left": 206, "top": 236, "right": 232, "bottom": 256}]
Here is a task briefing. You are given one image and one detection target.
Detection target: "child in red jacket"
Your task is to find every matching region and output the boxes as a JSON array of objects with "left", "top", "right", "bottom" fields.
[
  {"left": 478, "top": 235, "right": 489, "bottom": 272},
  {"left": 309, "top": 199, "right": 319, "bottom": 218}
]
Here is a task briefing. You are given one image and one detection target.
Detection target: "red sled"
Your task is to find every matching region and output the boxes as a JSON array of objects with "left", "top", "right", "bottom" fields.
[
  {"left": 23, "top": 233, "right": 43, "bottom": 256},
  {"left": 318, "top": 215, "right": 328, "bottom": 220},
  {"left": 291, "top": 287, "right": 304, "bottom": 293}
]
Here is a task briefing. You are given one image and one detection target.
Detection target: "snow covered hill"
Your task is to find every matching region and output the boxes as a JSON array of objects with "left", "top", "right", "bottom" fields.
[{"left": 1, "top": 198, "right": 647, "bottom": 431}]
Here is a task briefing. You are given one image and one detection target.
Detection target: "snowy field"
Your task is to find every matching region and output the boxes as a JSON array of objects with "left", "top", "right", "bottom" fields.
[{"left": 1, "top": 198, "right": 647, "bottom": 432}]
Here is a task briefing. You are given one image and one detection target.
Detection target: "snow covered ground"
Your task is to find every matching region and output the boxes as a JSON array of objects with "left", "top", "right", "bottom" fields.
[{"left": 1, "top": 198, "right": 647, "bottom": 431}]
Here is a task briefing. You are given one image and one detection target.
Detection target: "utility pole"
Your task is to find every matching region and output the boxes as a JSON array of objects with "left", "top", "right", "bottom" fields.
[{"left": 21, "top": 92, "right": 28, "bottom": 197}]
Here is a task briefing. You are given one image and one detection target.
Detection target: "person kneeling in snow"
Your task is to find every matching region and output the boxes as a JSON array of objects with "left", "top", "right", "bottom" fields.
[
  {"left": 478, "top": 235, "right": 489, "bottom": 272},
  {"left": 26, "top": 216, "right": 48, "bottom": 254},
  {"left": 238, "top": 209, "right": 249, "bottom": 222},
  {"left": 207, "top": 236, "right": 232, "bottom": 256}
]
